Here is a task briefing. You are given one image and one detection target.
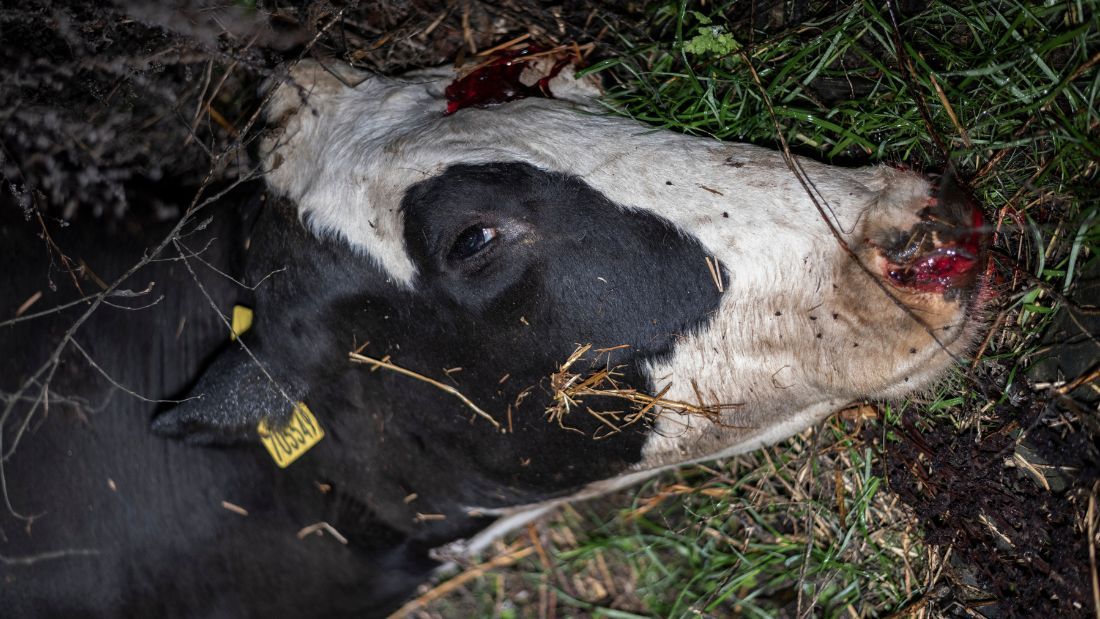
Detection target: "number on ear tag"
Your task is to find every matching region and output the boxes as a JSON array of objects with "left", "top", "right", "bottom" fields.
[{"left": 257, "top": 402, "right": 325, "bottom": 468}]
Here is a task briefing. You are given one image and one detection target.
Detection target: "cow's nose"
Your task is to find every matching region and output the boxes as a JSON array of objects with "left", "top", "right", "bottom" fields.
[{"left": 880, "top": 173, "right": 990, "bottom": 295}]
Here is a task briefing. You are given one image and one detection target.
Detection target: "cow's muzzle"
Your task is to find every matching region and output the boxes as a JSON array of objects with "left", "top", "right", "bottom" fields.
[{"left": 880, "top": 175, "right": 990, "bottom": 296}]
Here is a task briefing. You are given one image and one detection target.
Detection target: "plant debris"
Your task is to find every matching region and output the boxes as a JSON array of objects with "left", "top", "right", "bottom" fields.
[{"left": 545, "top": 343, "right": 735, "bottom": 440}]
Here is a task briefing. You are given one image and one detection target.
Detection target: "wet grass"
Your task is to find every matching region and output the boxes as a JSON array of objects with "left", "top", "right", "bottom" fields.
[
  {"left": 418, "top": 1, "right": 1099, "bottom": 617},
  {"left": 422, "top": 420, "right": 929, "bottom": 618}
]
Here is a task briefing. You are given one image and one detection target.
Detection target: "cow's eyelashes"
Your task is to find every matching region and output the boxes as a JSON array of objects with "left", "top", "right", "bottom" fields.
[{"left": 447, "top": 226, "right": 498, "bottom": 262}]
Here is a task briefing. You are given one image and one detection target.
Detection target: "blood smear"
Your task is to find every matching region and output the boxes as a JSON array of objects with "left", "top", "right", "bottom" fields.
[
  {"left": 888, "top": 208, "right": 985, "bottom": 293},
  {"left": 445, "top": 47, "right": 571, "bottom": 115}
]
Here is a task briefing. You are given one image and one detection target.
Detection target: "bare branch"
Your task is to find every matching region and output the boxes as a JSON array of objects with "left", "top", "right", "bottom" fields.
[
  {"left": 0, "top": 548, "right": 100, "bottom": 566},
  {"left": 171, "top": 238, "right": 299, "bottom": 411},
  {"left": 70, "top": 339, "right": 195, "bottom": 405},
  {"left": 177, "top": 238, "right": 287, "bottom": 291}
]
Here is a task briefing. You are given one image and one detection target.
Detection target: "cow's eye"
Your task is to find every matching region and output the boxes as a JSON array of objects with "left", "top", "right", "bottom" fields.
[{"left": 448, "top": 226, "right": 498, "bottom": 261}]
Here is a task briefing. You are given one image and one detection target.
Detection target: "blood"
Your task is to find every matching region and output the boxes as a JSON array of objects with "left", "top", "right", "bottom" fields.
[
  {"left": 888, "top": 206, "right": 986, "bottom": 293},
  {"left": 444, "top": 47, "right": 571, "bottom": 115}
]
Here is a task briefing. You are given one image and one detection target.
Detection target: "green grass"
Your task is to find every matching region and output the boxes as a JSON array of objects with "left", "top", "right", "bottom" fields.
[
  {"left": 424, "top": 423, "right": 924, "bottom": 618},
  {"left": 420, "top": 1, "right": 1099, "bottom": 617}
]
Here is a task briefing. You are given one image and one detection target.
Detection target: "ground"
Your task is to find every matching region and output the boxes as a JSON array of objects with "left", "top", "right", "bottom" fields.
[{"left": 2, "top": 1, "right": 1097, "bottom": 617}]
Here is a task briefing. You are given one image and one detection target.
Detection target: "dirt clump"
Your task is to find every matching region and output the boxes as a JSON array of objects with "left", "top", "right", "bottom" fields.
[{"left": 873, "top": 382, "right": 1099, "bottom": 617}]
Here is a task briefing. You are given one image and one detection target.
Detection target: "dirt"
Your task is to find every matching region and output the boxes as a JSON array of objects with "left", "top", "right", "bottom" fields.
[
  {"left": 872, "top": 379, "right": 1099, "bottom": 617},
  {"left": 0, "top": 0, "right": 635, "bottom": 220},
  {"left": 872, "top": 249, "right": 1100, "bottom": 617}
]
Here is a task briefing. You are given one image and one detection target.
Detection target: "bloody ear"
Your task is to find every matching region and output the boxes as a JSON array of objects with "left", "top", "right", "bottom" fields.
[{"left": 152, "top": 342, "right": 301, "bottom": 446}]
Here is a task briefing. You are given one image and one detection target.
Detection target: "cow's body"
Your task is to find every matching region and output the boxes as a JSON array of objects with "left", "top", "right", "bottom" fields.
[
  {"left": 0, "top": 203, "right": 439, "bottom": 617},
  {"left": 1, "top": 58, "right": 987, "bottom": 617}
]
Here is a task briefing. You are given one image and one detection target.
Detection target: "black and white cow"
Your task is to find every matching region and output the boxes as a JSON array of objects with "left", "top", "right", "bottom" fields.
[{"left": 1, "top": 58, "right": 987, "bottom": 617}]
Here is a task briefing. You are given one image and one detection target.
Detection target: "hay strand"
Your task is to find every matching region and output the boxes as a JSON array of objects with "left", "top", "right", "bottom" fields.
[{"left": 349, "top": 352, "right": 501, "bottom": 430}]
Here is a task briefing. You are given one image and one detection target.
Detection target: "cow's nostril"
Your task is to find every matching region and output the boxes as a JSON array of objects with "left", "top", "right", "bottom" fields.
[
  {"left": 883, "top": 187, "right": 989, "bottom": 295},
  {"left": 887, "top": 245, "right": 980, "bottom": 292}
]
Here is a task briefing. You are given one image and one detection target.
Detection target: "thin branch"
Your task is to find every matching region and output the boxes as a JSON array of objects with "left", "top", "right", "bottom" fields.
[
  {"left": 1, "top": 293, "right": 100, "bottom": 328},
  {"left": 0, "top": 168, "right": 259, "bottom": 522},
  {"left": 172, "top": 238, "right": 299, "bottom": 410},
  {"left": 386, "top": 542, "right": 535, "bottom": 618},
  {"left": 177, "top": 238, "right": 287, "bottom": 291},
  {"left": 1, "top": 283, "right": 156, "bottom": 328},
  {"left": 348, "top": 352, "right": 501, "bottom": 430},
  {"left": 0, "top": 548, "right": 100, "bottom": 566},
  {"left": 885, "top": 0, "right": 951, "bottom": 161},
  {"left": 70, "top": 339, "right": 194, "bottom": 405},
  {"left": 0, "top": 2, "right": 348, "bottom": 523},
  {"left": 101, "top": 295, "right": 165, "bottom": 312},
  {"left": 737, "top": 49, "right": 964, "bottom": 367}
]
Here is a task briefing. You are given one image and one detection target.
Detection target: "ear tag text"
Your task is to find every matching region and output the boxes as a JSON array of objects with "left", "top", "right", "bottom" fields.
[{"left": 258, "top": 402, "right": 325, "bottom": 468}]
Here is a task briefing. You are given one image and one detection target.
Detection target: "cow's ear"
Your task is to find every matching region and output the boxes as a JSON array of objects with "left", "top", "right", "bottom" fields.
[
  {"left": 261, "top": 59, "right": 370, "bottom": 201},
  {"left": 152, "top": 343, "right": 301, "bottom": 446},
  {"left": 263, "top": 59, "right": 368, "bottom": 128}
]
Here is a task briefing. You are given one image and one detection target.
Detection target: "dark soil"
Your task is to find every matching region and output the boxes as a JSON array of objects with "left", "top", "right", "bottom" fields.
[
  {"left": 873, "top": 380, "right": 1099, "bottom": 617},
  {"left": 1, "top": 0, "right": 635, "bottom": 220},
  {"left": 872, "top": 259, "right": 1100, "bottom": 617}
]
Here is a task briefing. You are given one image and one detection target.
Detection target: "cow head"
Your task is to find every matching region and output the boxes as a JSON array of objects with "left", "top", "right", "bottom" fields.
[{"left": 155, "top": 58, "right": 987, "bottom": 533}]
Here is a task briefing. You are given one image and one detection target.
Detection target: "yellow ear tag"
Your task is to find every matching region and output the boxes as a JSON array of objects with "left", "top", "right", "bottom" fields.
[
  {"left": 257, "top": 402, "right": 325, "bottom": 468},
  {"left": 229, "top": 305, "right": 324, "bottom": 467},
  {"left": 230, "top": 305, "right": 254, "bottom": 340}
]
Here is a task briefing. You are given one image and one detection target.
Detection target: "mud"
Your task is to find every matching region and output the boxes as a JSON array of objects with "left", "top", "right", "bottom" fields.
[{"left": 871, "top": 382, "right": 1099, "bottom": 617}]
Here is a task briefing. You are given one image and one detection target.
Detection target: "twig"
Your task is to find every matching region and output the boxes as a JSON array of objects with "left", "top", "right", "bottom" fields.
[
  {"left": 0, "top": 548, "right": 100, "bottom": 566},
  {"left": 704, "top": 256, "right": 724, "bottom": 292},
  {"left": 71, "top": 339, "right": 193, "bottom": 405},
  {"left": 177, "top": 238, "right": 287, "bottom": 291},
  {"left": 14, "top": 291, "right": 42, "bottom": 317},
  {"left": 0, "top": 3, "right": 342, "bottom": 523},
  {"left": 885, "top": 0, "right": 951, "bottom": 160},
  {"left": 737, "top": 50, "right": 964, "bottom": 366},
  {"left": 185, "top": 60, "right": 214, "bottom": 146},
  {"left": 0, "top": 168, "right": 258, "bottom": 520},
  {"left": 477, "top": 33, "right": 531, "bottom": 56},
  {"left": 2, "top": 292, "right": 111, "bottom": 328},
  {"left": 386, "top": 542, "right": 535, "bottom": 618},
  {"left": 1089, "top": 481, "right": 1100, "bottom": 619},
  {"left": 220, "top": 500, "right": 249, "bottom": 516},
  {"left": 1056, "top": 366, "right": 1100, "bottom": 396},
  {"left": 296, "top": 521, "right": 349, "bottom": 545},
  {"left": 173, "top": 238, "right": 299, "bottom": 410},
  {"left": 795, "top": 430, "right": 822, "bottom": 619},
  {"left": 196, "top": 35, "right": 257, "bottom": 139},
  {"left": 2, "top": 282, "right": 157, "bottom": 329},
  {"left": 929, "top": 73, "right": 971, "bottom": 148},
  {"left": 348, "top": 352, "right": 501, "bottom": 430}
]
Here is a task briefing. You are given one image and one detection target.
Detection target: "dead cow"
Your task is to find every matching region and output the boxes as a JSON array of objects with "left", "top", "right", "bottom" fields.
[{"left": 0, "top": 59, "right": 988, "bottom": 617}]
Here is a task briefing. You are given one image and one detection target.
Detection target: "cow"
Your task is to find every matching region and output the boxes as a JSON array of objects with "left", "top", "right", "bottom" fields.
[{"left": 0, "top": 56, "right": 988, "bottom": 617}]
